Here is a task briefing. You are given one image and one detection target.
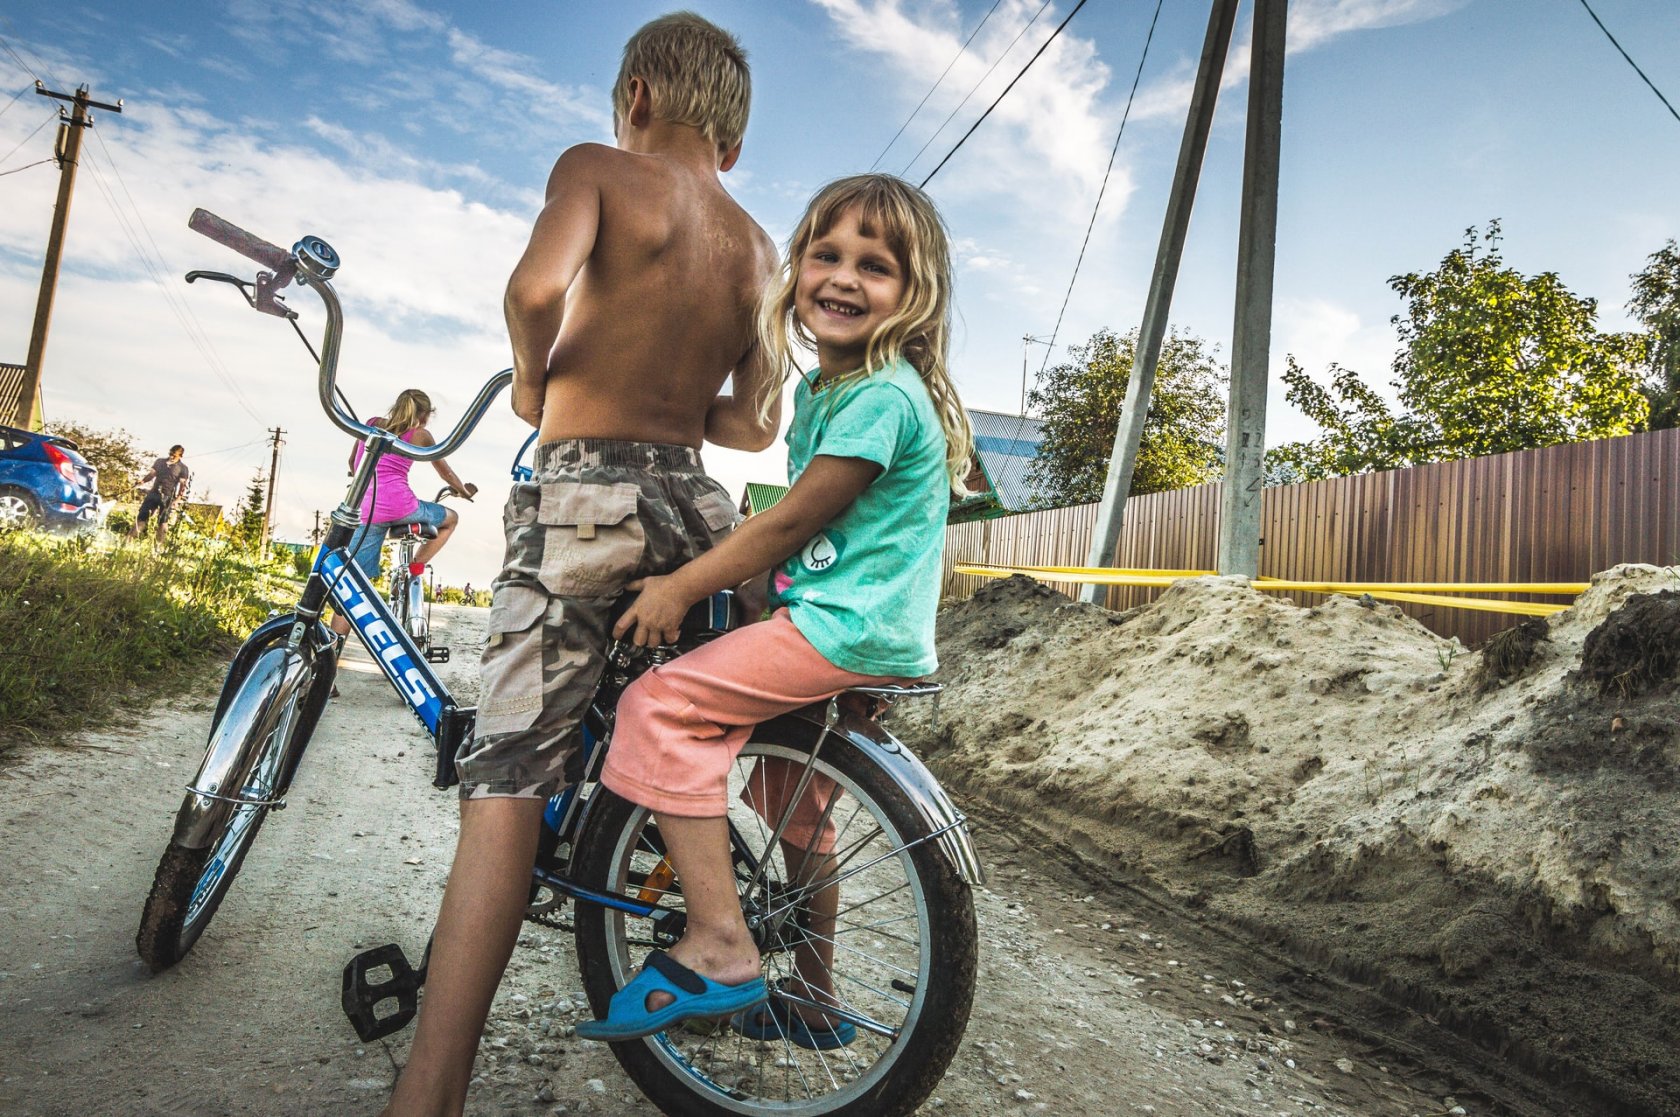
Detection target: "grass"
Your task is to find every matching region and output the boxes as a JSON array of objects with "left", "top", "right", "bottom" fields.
[{"left": 0, "top": 528, "right": 296, "bottom": 751}]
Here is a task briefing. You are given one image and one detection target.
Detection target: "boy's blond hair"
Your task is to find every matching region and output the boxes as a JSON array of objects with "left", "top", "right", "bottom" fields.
[
  {"left": 757, "top": 174, "right": 976, "bottom": 496},
  {"left": 613, "top": 12, "right": 751, "bottom": 153}
]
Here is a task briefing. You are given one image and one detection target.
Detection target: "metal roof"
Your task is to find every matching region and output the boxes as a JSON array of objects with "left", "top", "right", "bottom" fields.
[{"left": 966, "top": 408, "right": 1044, "bottom": 511}]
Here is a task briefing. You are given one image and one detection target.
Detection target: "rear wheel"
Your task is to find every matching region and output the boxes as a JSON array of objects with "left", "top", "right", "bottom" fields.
[
  {"left": 136, "top": 670, "right": 302, "bottom": 970},
  {"left": 572, "top": 729, "right": 977, "bottom": 1117},
  {"left": 0, "top": 488, "right": 41, "bottom": 531}
]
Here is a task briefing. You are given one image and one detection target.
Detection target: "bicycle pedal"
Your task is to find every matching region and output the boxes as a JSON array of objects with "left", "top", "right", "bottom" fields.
[
  {"left": 342, "top": 943, "right": 426, "bottom": 1042},
  {"left": 424, "top": 646, "right": 451, "bottom": 663}
]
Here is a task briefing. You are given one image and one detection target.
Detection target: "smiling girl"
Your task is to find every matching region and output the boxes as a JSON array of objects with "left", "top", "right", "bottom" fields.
[{"left": 573, "top": 174, "right": 973, "bottom": 1046}]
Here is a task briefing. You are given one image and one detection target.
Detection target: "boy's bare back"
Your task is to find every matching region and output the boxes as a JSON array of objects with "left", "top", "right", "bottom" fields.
[{"left": 506, "top": 140, "right": 776, "bottom": 450}]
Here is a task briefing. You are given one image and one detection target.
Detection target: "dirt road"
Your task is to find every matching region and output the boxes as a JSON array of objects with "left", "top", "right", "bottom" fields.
[{"left": 0, "top": 606, "right": 1568, "bottom": 1116}]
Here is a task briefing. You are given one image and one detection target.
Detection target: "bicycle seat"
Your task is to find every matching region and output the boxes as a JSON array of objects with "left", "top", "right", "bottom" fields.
[{"left": 382, "top": 522, "right": 439, "bottom": 541}]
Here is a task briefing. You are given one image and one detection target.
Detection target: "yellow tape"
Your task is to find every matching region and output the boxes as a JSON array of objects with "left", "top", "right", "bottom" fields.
[
  {"left": 1254, "top": 578, "right": 1588, "bottom": 595},
  {"left": 953, "top": 562, "right": 1575, "bottom": 616},
  {"left": 1345, "top": 589, "right": 1566, "bottom": 616}
]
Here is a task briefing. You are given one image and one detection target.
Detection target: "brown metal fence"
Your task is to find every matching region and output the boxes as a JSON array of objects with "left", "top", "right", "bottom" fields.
[{"left": 943, "top": 427, "right": 1680, "bottom": 645}]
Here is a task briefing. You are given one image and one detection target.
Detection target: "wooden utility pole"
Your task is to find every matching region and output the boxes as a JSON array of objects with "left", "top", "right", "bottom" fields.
[
  {"left": 1079, "top": 0, "right": 1240, "bottom": 603},
  {"left": 17, "top": 82, "right": 123, "bottom": 432},
  {"left": 1216, "top": 0, "right": 1287, "bottom": 578},
  {"left": 261, "top": 427, "right": 285, "bottom": 548}
]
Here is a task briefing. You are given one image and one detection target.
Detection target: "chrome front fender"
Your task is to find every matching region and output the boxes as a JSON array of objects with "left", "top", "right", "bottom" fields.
[
  {"left": 172, "top": 645, "right": 312, "bottom": 850},
  {"left": 766, "top": 700, "right": 986, "bottom": 887}
]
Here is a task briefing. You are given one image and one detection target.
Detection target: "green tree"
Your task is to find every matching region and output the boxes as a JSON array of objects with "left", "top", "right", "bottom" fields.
[
  {"left": 1264, "top": 358, "right": 1416, "bottom": 483},
  {"left": 231, "top": 471, "right": 266, "bottom": 548},
  {"left": 1026, "top": 327, "right": 1226, "bottom": 506},
  {"left": 46, "top": 419, "right": 147, "bottom": 500},
  {"left": 1268, "top": 223, "right": 1649, "bottom": 480},
  {"left": 1629, "top": 239, "right": 1680, "bottom": 430}
]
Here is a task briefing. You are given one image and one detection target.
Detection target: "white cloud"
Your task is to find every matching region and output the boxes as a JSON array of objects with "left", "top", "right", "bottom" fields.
[
  {"left": 814, "top": 0, "right": 1119, "bottom": 203},
  {"left": 1268, "top": 295, "right": 1401, "bottom": 442}
]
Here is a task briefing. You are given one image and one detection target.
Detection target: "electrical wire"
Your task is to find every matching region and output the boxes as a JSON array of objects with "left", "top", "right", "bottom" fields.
[
  {"left": 0, "top": 107, "right": 56, "bottom": 168},
  {"left": 1032, "top": 0, "right": 1165, "bottom": 381},
  {"left": 902, "top": 0, "right": 1054, "bottom": 181},
  {"left": 871, "top": 0, "right": 1008, "bottom": 172},
  {"left": 0, "top": 32, "right": 41, "bottom": 82},
  {"left": 919, "top": 0, "right": 1091, "bottom": 188},
  {"left": 0, "top": 155, "right": 49, "bottom": 177},
  {"left": 79, "top": 137, "right": 267, "bottom": 427},
  {"left": 1574, "top": 0, "right": 1680, "bottom": 125},
  {"left": 0, "top": 82, "right": 30, "bottom": 119}
]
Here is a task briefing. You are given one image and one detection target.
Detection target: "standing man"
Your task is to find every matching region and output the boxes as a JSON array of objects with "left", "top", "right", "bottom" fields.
[{"left": 132, "top": 444, "right": 190, "bottom": 544}]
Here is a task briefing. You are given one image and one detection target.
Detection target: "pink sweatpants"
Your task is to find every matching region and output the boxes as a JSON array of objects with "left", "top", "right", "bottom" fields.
[{"left": 600, "top": 609, "right": 900, "bottom": 854}]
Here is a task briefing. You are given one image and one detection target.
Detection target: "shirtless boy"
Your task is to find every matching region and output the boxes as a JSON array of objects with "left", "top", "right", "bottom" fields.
[{"left": 379, "top": 13, "right": 778, "bottom": 1116}]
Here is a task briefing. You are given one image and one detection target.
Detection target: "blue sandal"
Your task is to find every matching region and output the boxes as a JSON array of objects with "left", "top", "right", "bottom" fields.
[
  {"left": 576, "top": 951, "right": 767, "bottom": 1042},
  {"left": 731, "top": 984, "right": 858, "bottom": 1050}
]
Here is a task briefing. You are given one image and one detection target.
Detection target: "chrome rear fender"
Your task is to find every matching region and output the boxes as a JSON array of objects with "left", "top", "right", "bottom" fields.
[
  {"left": 761, "top": 699, "right": 986, "bottom": 886},
  {"left": 172, "top": 646, "right": 312, "bottom": 850}
]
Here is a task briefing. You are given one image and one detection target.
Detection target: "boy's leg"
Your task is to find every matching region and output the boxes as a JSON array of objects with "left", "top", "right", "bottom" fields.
[{"left": 379, "top": 795, "right": 545, "bottom": 1117}]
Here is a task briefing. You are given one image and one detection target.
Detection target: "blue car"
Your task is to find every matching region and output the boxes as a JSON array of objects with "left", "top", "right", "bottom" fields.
[{"left": 0, "top": 423, "right": 102, "bottom": 531}]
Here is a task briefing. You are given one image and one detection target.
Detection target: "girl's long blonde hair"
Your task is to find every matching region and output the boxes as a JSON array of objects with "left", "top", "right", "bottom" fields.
[
  {"left": 379, "top": 389, "right": 433, "bottom": 436},
  {"left": 756, "top": 174, "right": 974, "bottom": 495}
]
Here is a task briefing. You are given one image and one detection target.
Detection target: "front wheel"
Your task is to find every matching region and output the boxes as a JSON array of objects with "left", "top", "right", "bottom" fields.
[
  {"left": 136, "top": 664, "right": 304, "bottom": 970},
  {"left": 572, "top": 729, "right": 978, "bottom": 1117}
]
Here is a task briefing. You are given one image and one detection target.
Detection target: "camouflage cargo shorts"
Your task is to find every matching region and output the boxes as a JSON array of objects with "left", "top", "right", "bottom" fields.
[{"left": 456, "top": 439, "right": 738, "bottom": 800}]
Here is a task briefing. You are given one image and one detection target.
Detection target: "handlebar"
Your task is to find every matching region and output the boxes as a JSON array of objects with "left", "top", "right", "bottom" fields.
[{"left": 186, "top": 208, "right": 512, "bottom": 464}]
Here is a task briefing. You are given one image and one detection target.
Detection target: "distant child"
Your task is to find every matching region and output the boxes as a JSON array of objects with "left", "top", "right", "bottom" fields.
[
  {"left": 580, "top": 173, "right": 973, "bottom": 1046},
  {"left": 380, "top": 13, "right": 778, "bottom": 1117}
]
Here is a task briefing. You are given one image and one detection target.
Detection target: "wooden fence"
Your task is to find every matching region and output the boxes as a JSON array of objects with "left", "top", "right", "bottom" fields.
[{"left": 943, "top": 426, "right": 1680, "bottom": 645}]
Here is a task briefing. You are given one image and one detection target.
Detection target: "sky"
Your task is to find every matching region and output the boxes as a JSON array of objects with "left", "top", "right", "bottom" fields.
[{"left": 0, "top": 0, "right": 1675, "bottom": 588}]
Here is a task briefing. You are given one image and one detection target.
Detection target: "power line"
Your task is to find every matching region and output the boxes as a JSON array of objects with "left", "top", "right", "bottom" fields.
[
  {"left": 870, "top": 0, "right": 1008, "bottom": 172},
  {"left": 0, "top": 156, "right": 49, "bottom": 177},
  {"left": 1034, "top": 0, "right": 1166, "bottom": 382},
  {"left": 0, "top": 82, "right": 30, "bottom": 119},
  {"left": 902, "top": 0, "right": 1053, "bottom": 181},
  {"left": 0, "top": 107, "right": 57, "bottom": 168},
  {"left": 78, "top": 140, "right": 266, "bottom": 427},
  {"left": 0, "top": 33, "right": 41, "bottom": 82},
  {"left": 1574, "top": 0, "right": 1680, "bottom": 125},
  {"left": 919, "top": 0, "right": 1092, "bottom": 189}
]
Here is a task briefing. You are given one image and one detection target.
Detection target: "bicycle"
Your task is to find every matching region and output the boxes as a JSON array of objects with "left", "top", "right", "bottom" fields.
[
  {"left": 136, "top": 209, "right": 509, "bottom": 970},
  {"left": 140, "top": 210, "right": 983, "bottom": 1117},
  {"left": 378, "top": 484, "right": 475, "bottom": 661}
]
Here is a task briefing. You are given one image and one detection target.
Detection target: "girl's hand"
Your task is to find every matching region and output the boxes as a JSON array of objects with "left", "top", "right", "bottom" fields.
[{"left": 613, "top": 575, "right": 694, "bottom": 647}]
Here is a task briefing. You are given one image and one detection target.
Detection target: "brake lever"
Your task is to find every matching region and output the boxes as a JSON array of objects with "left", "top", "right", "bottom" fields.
[{"left": 184, "top": 269, "right": 298, "bottom": 321}]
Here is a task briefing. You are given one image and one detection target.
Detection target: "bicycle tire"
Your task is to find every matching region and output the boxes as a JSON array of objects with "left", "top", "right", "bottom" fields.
[
  {"left": 135, "top": 669, "right": 302, "bottom": 971},
  {"left": 571, "top": 726, "right": 977, "bottom": 1117}
]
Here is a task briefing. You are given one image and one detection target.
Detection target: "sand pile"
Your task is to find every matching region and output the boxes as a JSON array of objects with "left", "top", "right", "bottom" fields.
[{"left": 895, "top": 565, "right": 1680, "bottom": 1115}]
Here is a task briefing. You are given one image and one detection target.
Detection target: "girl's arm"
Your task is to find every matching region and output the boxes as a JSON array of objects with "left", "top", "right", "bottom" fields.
[{"left": 613, "top": 454, "right": 882, "bottom": 646}]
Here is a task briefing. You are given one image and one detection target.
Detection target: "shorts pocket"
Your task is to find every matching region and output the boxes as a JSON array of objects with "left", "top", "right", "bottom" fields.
[
  {"left": 536, "top": 481, "right": 645, "bottom": 596},
  {"left": 476, "top": 585, "right": 548, "bottom": 738},
  {"left": 695, "top": 487, "right": 739, "bottom": 539}
]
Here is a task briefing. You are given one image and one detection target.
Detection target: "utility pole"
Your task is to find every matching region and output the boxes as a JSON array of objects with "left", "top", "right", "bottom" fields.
[
  {"left": 1020, "top": 335, "right": 1052, "bottom": 416},
  {"left": 311, "top": 509, "right": 322, "bottom": 545},
  {"left": 17, "top": 82, "right": 123, "bottom": 431},
  {"left": 1216, "top": 0, "right": 1287, "bottom": 578},
  {"left": 260, "top": 427, "right": 285, "bottom": 548},
  {"left": 1080, "top": 0, "right": 1240, "bottom": 603}
]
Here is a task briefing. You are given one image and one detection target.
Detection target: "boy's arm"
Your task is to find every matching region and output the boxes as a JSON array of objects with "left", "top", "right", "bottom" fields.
[
  {"left": 504, "top": 145, "right": 608, "bottom": 428},
  {"left": 703, "top": 343, "right": 782, "bottom": 451},
  {"left": 704, "top": 227, "right": 783, "bottom": 451},
  {"left": 613, "top": 454, "right": 882, "bottom": 645}
]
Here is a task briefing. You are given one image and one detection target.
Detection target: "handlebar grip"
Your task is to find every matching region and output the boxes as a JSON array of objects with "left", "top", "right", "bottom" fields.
[{"left": 188, "top": 208, "right": 294, "bottom": 277}]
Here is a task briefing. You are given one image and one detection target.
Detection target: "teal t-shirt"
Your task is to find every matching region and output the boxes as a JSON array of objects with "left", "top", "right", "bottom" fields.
[{"left": 775, "top": 360, "right": 947, "bottom": 677}]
